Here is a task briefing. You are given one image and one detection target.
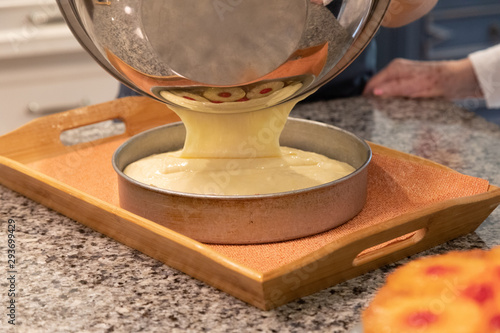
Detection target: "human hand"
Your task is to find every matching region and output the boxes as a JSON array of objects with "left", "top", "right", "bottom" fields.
[{"left": 363, "top": 58, "right": 483, "bottom": 100}]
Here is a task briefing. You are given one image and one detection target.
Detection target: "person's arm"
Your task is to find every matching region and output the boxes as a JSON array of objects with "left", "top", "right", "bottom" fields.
[{"left": 382, "top": 0, "right": 438, "bottom": 28}]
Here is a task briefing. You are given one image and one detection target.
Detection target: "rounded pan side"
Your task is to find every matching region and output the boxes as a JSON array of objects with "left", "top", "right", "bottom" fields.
[{"left": 113, "top": 118, "right": 371, "bottom": 244}]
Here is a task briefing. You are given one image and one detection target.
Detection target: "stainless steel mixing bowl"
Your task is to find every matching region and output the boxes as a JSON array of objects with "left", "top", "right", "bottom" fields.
[
  {"left": 57, "top": 0, "right": 390, "bottom": 112},
  {"left": 113, "top": 118, "right": 371, "bottom": 244},
  {"left": 57, "top": 0, "right": 379, "bottom": 243}
]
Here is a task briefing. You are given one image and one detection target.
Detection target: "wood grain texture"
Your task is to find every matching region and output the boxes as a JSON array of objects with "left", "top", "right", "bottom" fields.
[
  {"left": 261, "top": 184, "right": 500, "bottom": 309},
  {"left": 0, "top": 157, "right": 266, "bottom": 307},
  {"left": 1, "top": 96, "right": 499, "bottom": 310},
  {"left": 0, "top": 97, "right": 179, "bottom": 163}
]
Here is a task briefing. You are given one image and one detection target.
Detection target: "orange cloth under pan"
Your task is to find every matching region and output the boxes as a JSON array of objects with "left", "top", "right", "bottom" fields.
[{"left": 28, "top": 139, "right": 490, "bottom": 273}]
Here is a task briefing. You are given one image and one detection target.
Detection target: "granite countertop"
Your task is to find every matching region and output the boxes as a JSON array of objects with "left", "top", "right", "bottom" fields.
[{"left": 1, "top": 97, "right": 500, "bottom": 332}]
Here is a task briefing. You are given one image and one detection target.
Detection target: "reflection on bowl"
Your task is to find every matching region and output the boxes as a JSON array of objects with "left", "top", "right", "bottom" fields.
[{"left": 58, "top": 0, "right": 390, "bottom": 111}]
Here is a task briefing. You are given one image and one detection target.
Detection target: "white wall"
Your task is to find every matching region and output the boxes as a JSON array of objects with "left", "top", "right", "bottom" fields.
[{"left": 0, "top": 0, "right": 118, "bottom": 135}]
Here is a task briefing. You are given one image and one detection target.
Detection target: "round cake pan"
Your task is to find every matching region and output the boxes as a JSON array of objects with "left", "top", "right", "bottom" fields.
[{"left": 113, "top": 118, "right": 371, "bottom": 244}]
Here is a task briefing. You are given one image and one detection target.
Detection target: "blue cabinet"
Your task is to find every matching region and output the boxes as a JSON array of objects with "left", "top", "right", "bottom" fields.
[
  {"left": 434, "top": 0, "right": 499, "bottom": 10},
  {"left": 425, "top": 4, "right": 500, "bottom": 60},
  {"left": 376, "top": 0, "right": 500, "bottom": 68}
]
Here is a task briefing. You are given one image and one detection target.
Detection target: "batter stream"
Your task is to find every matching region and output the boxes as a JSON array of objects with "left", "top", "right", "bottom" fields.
[{"left": 124, "top": 83, "right": 355, "bottom": 195}]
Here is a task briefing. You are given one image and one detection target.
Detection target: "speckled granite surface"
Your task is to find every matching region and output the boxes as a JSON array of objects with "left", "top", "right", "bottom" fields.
[{"left": 1, "top": 97, "right": 499, "bottom": 332}]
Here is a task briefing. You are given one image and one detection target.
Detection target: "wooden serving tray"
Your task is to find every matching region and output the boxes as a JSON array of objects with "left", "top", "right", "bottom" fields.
[{"left": 1, "top": 97, "right": 500, "bottom": 310}]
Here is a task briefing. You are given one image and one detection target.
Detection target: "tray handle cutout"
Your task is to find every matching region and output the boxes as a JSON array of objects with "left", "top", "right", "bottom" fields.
[
  {"left": 352, "top": 228, "right": 427, "bottom": 267},
  {"left": 0, "top": 97, "right": 179, "bottom": 162},
  {"left": 59, "top": 119, "right": 125, "bottom": 146}
]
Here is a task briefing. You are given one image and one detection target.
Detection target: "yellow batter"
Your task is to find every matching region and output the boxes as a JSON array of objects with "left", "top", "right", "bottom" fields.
[
  {"left": 124, "top": 82, "right": 355, "bottom": 195},
  {"left": 124, "top": 147, "right": 354, "bottom": 195}
]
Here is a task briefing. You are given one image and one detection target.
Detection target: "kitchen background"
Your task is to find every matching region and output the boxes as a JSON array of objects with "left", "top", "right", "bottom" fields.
[{"left": 1, "top": 0, "right": 499, "bottom": 135}]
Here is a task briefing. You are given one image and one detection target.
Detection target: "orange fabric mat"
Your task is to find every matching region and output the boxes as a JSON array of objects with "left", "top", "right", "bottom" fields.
[{"left": 28, "top": 139, "right": 490, "bottom": 273}]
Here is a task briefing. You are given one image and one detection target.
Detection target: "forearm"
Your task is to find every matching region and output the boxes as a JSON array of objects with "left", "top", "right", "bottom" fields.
[
  {"left": 382, "top": 0, "right": 438, "bottom": 28},
  {"left": 441, "top": 58, "right": 482, "bottom": 100}
]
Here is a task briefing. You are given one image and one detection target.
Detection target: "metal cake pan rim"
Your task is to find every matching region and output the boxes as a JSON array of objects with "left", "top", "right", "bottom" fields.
[{"left": 112, "top": 117, "right": 372, "bottom": 200}]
